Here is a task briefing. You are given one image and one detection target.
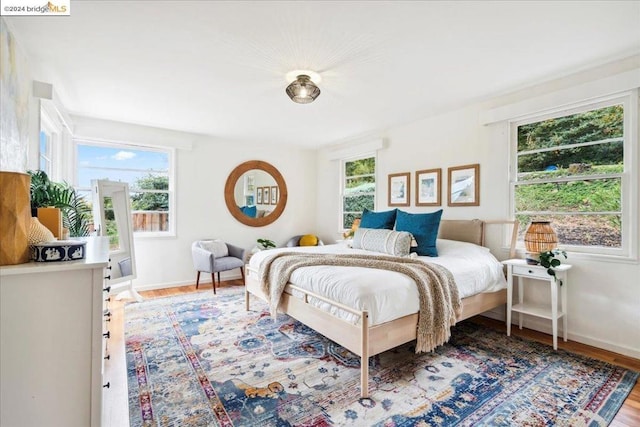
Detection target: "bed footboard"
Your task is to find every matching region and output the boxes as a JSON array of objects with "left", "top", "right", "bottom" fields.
[
  {"left": 245, "top": 266, "right": 372, "bottom": 397},
  {"left": 245, "top": 264, "right": 507, "bottom": 398}
]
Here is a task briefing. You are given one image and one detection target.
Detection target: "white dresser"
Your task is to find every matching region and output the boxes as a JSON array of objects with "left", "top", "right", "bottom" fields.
[{"left": 0, "top": 237, "right": 111, "bottom": 427}]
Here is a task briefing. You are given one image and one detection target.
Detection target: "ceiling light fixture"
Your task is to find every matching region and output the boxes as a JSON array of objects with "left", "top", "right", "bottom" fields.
[{"left": 286, "top": 74, "right": 321, "bottom": 104}]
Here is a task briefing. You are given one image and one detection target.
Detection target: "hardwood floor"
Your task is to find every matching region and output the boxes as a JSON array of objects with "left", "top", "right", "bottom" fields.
[{"left": 104, "top": 280, "right": 640, "bottom": 426}]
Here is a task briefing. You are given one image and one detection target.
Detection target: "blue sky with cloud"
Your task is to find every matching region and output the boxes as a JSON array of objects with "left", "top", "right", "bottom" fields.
[{"left": 77, "top": 144, "right": 168, "bottom": 189}]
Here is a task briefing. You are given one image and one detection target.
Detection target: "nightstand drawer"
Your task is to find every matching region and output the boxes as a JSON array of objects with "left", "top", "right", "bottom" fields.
[{"left": 512, "top": 264, "right": 550, "bottom": 280}]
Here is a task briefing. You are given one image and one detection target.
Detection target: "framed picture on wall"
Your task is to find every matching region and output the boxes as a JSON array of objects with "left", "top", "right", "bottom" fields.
[
  {"left": 245, "top": 174, "right": 255, "bottom": 192},
  {"left": 416, "top": 168, "right": 441, "bottom": 206},
  {"left": 388, "top": 172, "right": 410, "bottom": 207},
  {"left": 257, "top": 187, "right": 263, "bottom": 204},
  {"left": 270, "top": 186, "right": 278, "bottom": 204},
  {"left": 263, "top": 186, "right": 271, "bottom": 205},
  {"left": 448, "top": 163, "right": 480, "bottom": 206}
]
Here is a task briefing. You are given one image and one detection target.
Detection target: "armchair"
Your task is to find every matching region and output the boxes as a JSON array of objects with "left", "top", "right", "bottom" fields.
[{"left": 191, "top": 240, "right": 246, "bottom": 294}]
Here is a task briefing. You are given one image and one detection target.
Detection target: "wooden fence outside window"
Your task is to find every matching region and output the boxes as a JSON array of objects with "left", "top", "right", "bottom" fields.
[{"left": 132, "top": 211, "right": 169, "bottom": 232}]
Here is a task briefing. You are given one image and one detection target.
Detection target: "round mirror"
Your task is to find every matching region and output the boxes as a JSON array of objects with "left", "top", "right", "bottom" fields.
[{"left": 224, "top": 160, "right": 288, "bottom": 227}]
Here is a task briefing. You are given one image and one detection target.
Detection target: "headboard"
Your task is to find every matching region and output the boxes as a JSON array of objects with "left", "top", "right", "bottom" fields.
[
  {"left": 438, "top": 219, "right": 484, "bottom": 246},
  {"left": 438, "top": 219, "right": 518, "bottom": 258}
]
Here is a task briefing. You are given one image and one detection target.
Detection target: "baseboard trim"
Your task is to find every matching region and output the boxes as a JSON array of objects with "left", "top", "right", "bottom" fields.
[
  {"left": 481, "top": 308, "right": 640, "bottom": 359},
  {"left": 134, "top": 273, "right": 244, "bottom": 292}
]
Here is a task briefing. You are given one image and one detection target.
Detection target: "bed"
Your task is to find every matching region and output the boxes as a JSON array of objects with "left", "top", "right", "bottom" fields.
[{"left": 244, "top": 219, "right": 518, "bottom": 398}]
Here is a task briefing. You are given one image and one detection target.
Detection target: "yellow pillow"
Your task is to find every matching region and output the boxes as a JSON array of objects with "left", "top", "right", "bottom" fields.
[{"left": 299, "top": 234, "right": 319, "bottom": 246}]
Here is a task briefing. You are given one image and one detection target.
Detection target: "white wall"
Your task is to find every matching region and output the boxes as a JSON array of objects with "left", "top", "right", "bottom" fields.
[
  {"left": 73, "top": 116, "right": 318, "bottom": 290},
  {"left": 316, "top": 58, "right": 640, "bottom": 358}
]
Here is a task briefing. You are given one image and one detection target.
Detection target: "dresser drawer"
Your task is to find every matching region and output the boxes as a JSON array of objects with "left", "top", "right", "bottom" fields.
[{"left": 512, "top": 264, "right": 550, "bottom": 280}]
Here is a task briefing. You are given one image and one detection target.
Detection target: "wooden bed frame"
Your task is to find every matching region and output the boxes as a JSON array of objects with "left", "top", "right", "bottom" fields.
[{"left": 244, "top": 220, "right": 518, "bottom": 398}]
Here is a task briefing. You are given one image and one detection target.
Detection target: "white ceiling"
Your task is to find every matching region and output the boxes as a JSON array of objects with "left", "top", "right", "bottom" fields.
[{"left": 7, "top": 1, "right": 640, "bottom": 148}]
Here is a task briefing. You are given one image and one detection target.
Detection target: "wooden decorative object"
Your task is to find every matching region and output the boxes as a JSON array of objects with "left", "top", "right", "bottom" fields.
[
  {"left": 224, "top": 160, "right": 288, "bottom": 227},
  {"left": 37, "top": 207, "right": 63, "bottom": 238},
  {"left": 0, "top": 171, "right": 31, "bottom": 265}
]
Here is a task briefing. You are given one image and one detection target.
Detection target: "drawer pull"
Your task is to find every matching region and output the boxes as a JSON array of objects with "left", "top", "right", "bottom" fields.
[
  {"left": 104, "top": 354, "right": 110, "bottom": 361},
  {"left": 528, "top": 270, "right": 533, "bottom": 274},
  {"left": 103, "top": 382, "right": 110, "bottom": 389},
  {"left": 103, "top": 286, "right": 111, "bottom": 293},
  {"left": 106, "top": 265, "right": 112, "bottom": 270},
  {"left": 104, "top": 275, "right": 111, "bottom": 280},
  {"left": 105, "top": 297, "right": 111, "bottom": 303},
  {"left": 103, "top": 310, "right": 111, "bottom": 318},
  {"left": 103, "top": 331, "right": 110, "bottom": 339}
]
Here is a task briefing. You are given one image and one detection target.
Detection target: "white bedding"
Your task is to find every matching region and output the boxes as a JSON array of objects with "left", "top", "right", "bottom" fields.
[{"left": 248, "top": 239, "right": 506, "bottom": 326}]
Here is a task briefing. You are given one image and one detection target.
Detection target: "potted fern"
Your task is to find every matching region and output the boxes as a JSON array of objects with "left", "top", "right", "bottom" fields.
[{"left": 28, "top": 170, "right": 92, "bottom": 237}]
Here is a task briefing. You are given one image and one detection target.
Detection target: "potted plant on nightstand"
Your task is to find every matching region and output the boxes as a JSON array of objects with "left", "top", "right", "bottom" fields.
[
  {"left": 257, "top": 238, "right": 276, "bottom": 250},
  {"left": 247, "top": 238, "right": 276, "bottom": 263},
  {"left": 539, "top": 249, "right": 568, "bottom": 285}
]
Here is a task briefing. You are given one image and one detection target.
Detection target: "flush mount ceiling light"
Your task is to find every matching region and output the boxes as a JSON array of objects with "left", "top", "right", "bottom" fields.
[{"left": 285, "top": 73, "right": 321, "bottom": 104}]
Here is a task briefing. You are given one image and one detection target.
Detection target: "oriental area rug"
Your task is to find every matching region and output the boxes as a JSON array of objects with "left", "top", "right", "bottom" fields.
[{"left": 125, "top": 287, "right": 637, "bottom": 426}]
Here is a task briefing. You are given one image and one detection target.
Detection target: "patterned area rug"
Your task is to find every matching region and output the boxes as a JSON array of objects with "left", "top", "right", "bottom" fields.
[{"left": 125, "top": 287, "right": 637, "bottom": 426}]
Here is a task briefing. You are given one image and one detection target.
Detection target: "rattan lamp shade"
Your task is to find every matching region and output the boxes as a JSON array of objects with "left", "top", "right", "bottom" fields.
[{"left": 524, "top": 221, "right": 558, "bottom": 253}]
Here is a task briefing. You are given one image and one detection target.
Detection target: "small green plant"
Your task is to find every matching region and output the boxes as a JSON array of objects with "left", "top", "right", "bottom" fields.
[
  {"left": 257, "top": 238, "right": 276, "bottom": 250},
  {"left": 539, "top": 249, "right": 568, "bottom": 285}
]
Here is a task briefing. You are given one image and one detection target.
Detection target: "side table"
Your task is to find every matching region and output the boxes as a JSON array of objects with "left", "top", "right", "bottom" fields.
[{"left": 502, "top": 259, "right": 572, "bottom": 350}]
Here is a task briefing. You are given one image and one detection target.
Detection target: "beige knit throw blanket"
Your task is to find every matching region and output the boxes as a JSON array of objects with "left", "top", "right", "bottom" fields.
[{"left": 259, "top": 252, "right": 462, "bottom": 353}]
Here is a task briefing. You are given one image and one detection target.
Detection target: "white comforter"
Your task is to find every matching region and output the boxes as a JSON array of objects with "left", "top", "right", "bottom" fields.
[{"left": 248, "top": 239, "right": 506, "bottom": 326}]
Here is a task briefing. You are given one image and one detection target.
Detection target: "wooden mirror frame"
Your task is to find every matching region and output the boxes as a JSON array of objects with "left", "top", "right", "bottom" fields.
[{"left": 224, "top": 160, "right": 288, "bottom": 227}]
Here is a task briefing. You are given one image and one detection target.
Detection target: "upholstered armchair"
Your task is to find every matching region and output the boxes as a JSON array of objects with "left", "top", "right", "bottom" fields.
[{"left": 191, "top": 240, "right": 246, "bottom": 294}]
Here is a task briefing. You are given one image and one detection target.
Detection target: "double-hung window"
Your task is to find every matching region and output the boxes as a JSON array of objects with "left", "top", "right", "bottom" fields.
[
  {"left": 74, "top": 139, "right": 175, "bottom": 236},
  {"left": 510, "top": 92, "right": 637, "bottom": 258},
  {"left": 341, "top": 155, "right": 376, "bottom": 230},
  {"left": 39, "top": 104, "right": 63, "bottom": 180},
  {"left": 39, "top": 130, "right": 53, "bottom": 175}
]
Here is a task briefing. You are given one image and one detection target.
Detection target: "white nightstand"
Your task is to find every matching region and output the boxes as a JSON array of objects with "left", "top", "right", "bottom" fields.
[{"left": 502, "top": 259, "right": 572, "bottom": 350}]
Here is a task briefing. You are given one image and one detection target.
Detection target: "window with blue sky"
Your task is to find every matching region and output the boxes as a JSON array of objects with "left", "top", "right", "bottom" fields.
[{"left": 75, "top": 140, "right": 173, "bottom": 235}]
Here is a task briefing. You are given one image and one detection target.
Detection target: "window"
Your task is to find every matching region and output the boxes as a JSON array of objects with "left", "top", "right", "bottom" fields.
[
  {"left": 39, "top": 130, "right": 52, "bottom": 175},
  {"left": 75, "top": 139, "right": 174, "bottom": 236},
  {"left": 341, "top": 155, "right": 376, "bottom": 229},
  {"left": 39, "top": 105, "right": 61, "bottom": 179},
  {"left": 510, "top": 93, "right": 636, "bottom": 257}
]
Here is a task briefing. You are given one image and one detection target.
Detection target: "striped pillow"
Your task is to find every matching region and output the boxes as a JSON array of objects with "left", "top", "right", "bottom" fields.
[{"left": 352, "top": 228, "right": 412, "bottom": 257}]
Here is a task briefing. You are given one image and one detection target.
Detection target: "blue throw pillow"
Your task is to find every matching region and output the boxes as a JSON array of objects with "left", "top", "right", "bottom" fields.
[
  {"left": 241, "top": 205, "right": 257, "bottom": 218},
  {"left": 359, "top": 208, "right": 397, "bottom": 230},
  {"left": 395, "top": 209, "right": 443, "bottom": 257}
]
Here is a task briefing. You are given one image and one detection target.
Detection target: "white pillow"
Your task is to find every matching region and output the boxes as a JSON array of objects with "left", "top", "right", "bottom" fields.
[
  {"left": 352, "top": 228, "right": 412, "bottom": 257},
  {"left": 200, "top": 240, "right": 229, "bottom": 258},
  {"left": 435, "top": 238, "right": 490, "bottom": 256}
]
